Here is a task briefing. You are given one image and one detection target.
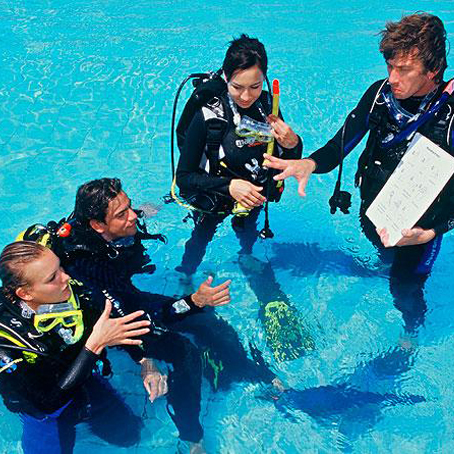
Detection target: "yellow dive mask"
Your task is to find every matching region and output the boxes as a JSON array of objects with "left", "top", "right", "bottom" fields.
[
  {"left": 15, "top": 224, "right": 53, "bottom": 248},
  {"left": 34, "top": 287, "right": 84, "bottom": 344},
  {"left": 34, "top": 305, "right": 82, "bottom": 332}
]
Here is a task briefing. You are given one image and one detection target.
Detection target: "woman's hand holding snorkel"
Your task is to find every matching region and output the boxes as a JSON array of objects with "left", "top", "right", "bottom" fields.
[
  {"left": 229, "top": 179, "right": 266, "bottom": 208},
  {"left": 85, "top": 299, "right": 151, "bottom": 355},
  {"left": 264, "top": 155, "right": 317, "bottom": 197},
  {"left": 267, "top": 114, "right": 299, "bottom": 149}
]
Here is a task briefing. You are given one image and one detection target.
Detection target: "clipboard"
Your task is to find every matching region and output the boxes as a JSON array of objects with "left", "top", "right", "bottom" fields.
[{"left": 365, "top": 133, "right": 454, "bottom": 246}]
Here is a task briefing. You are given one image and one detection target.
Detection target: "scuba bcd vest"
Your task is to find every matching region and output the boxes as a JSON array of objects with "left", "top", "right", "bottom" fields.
[
  {"left": 0, "top": 297, "right": 45, "bottom": 369},
  {"left": 171, "top": 69, "right": 228, "bottom": 182},
  {"left": 168, "top": 70, "right": 232, "bottom": 215},
  {"left": 0, "top": 280, "right": 88, "bottom": 368}
]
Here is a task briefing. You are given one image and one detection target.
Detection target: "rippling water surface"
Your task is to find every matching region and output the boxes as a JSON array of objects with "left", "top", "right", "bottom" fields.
[{"left": 1, "top": 0, "right": 454, "bottom": 452}]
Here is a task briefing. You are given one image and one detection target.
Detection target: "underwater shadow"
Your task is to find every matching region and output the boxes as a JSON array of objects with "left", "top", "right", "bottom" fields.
[
  {"left": 269, "top": 346, "right": 424, "bottom": 450},
  {"left": 269, "top": 241, "right": 378, "bottom": 278}
]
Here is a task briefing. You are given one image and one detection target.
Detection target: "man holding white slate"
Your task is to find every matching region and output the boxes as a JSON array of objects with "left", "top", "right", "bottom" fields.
[
  {"left": 365, "top": 132, "right": 454, "bottom": 247},
  {"left": 265, "top": 12, "right": 454, "bottom": 333}
]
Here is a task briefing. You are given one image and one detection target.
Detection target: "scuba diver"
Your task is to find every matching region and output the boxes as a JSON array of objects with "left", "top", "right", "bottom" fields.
[
  {"left": 52, "top": 178, "right": 280, "bottom": 393},
  {"left": 10, "top": 217, "right": 237, "bottom": 452},
  {"left": 0, "top": 241, "right": 166, "bottom": 453},
  {"left": 173, "top": 34, "right": 302, "bottom": 275},
  {"left": 265, "top": 13, "right": 454, "bottom": 335}
]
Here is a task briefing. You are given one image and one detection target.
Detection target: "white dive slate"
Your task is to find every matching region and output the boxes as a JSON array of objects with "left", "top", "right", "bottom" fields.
[{"left": 366, "top": 133, "right": 454, "bottom": 246}]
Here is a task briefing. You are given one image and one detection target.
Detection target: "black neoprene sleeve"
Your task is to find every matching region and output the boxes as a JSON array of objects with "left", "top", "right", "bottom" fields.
[
  {"left": 176, "top": 110, "right": 233, "bottom": 195},
  {"left": 58, "top": 346, "right": 99, "bottom": 390},
  {"left": 308, "top": 80, "right": 386, "bottom": 173}
]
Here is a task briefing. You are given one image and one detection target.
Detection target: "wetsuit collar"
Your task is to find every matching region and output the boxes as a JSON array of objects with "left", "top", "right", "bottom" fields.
[
  {"left": 110, "top": 235, "right": 135, "bottom": 248},
  {"left": 379, "top": 79, "right": 453, "bottom": 150}
]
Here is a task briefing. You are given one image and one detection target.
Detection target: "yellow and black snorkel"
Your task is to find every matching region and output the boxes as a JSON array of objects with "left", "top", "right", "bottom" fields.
[
  {"left": 264, "top": 79, "right": 280, "bottom": 161},
  {"left": 259, "top": 79, "right": 280, "bottom": 239}
]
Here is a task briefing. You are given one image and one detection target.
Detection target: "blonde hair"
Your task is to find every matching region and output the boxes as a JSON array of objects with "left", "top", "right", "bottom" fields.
[{"left": 0, "top": 241, "right": 47, "bottom": 301}]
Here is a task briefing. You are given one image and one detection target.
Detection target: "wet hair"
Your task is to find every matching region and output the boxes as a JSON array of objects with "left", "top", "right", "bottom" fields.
[
  {"left": 0, "top": 241, "right": 47, "bottom": 302},
  {"left": 379, "top": 12, "right": 448, "bottom": 83},
  {"left": 74, "top": 178, "right": 123, "bottom": 228},
  {"left": 222, "top": 34, "right": 268, "bottom": 81}
]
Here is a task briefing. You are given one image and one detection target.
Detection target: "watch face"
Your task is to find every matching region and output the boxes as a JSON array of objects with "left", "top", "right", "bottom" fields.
[{"left": 172, "top": 299, "right": 191, "bottom": 314}]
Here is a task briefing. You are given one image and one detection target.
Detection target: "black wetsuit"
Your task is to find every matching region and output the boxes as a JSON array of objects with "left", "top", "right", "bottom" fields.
[
  {"left": 309, "top": 79, "right": 454, "bottom": 333},
  {"left": 58, "top": 224, "right": 276, "bottom": 392},
  {"left": 0, "top": 283, "right": 109, "bottom": 417},
  {"left": 0, "top": 282, "right": 147, "bottom": 453},
  {"left": 176, "top": 91, "right": 303, "bottom": 274},
  {"left": 0, "top": 277, "right": 205, "bottom": 449}
]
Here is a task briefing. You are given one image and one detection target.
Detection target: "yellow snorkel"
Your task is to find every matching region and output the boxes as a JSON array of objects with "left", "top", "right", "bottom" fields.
[
  {"left": 264, "top": 79, "right": 280, "bottom": 159},
  {"left": 233, "top": 79, "right": 281, "bottom": 217},
  {"left": 263, "top": 79, "right": 280, "bottom": 165}
]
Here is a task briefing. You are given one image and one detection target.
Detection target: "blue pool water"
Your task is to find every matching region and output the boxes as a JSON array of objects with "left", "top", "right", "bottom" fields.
[{"left": 1, "top": 0, "right": 454, "bottom": 452}]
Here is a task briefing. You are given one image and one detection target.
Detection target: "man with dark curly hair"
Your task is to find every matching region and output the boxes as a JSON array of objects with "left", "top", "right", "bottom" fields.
[{"left": 51, "top": 177, "right": 279, "bottom": 449}]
